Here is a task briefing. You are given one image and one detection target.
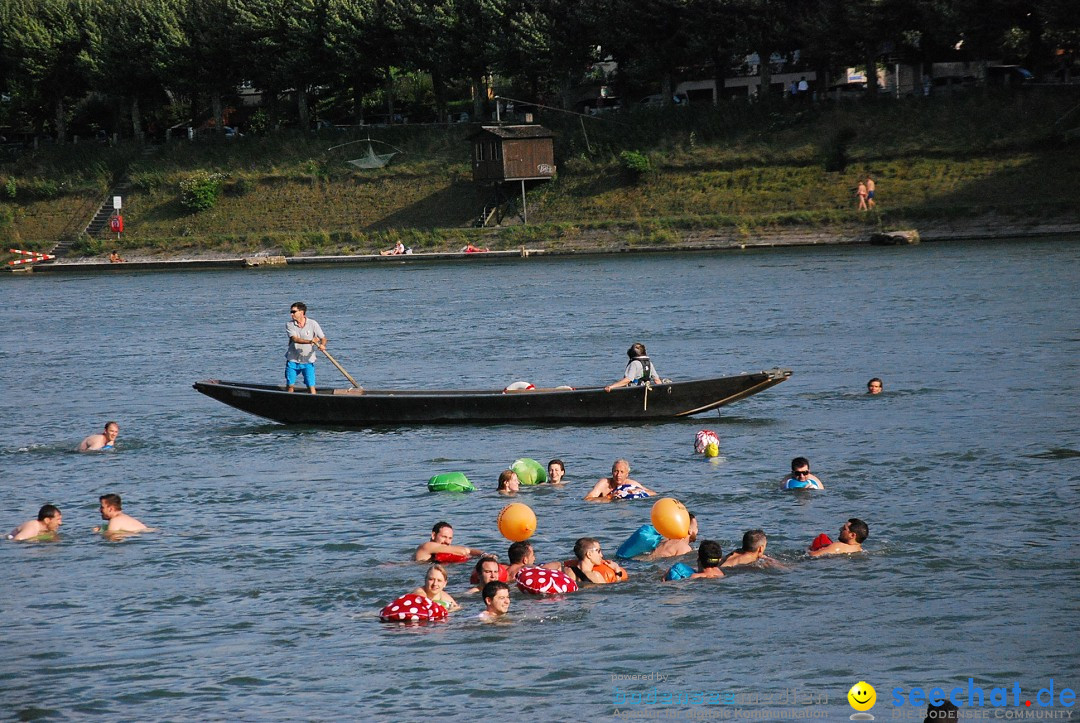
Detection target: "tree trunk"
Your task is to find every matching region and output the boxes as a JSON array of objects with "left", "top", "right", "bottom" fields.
[
  {"left": 385, "top": 69, "right": 395, "bottom": 123},
  {"left": 131, "top": 96, "right": 143, "bottom": 141},
  {"left": 661, "top": 72, "right": 673, "bottom": 105},
  {"left": 471, "top": 76, "right": 483, "bottom": 120},
  {"left": 212, "top": 94, "right": 224, "bottom": 134},
  {"left": 431, "top": 65, "right": 447, "bottom": 123},
  {"left": 711, "top": 49, "right": 728, "bottom": 104},
  {"left": 758, "top": 51, "right": 772, "bottom": 97},
  {"left": 55, "top": 97, "right": 67, "bottom": 144},
  {"left": 297, "top": 87, "right": 309, "bottom": 130},
  {"left": 865, "top": 51, "right": 878, "bottom": 97}
]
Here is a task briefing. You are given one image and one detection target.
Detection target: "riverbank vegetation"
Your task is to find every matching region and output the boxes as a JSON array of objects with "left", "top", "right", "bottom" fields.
[{"left": 2, "top": 92, "right": 1079, "bottom": 259}]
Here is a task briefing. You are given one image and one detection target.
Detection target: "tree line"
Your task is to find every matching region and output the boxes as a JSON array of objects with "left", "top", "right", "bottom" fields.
[{"left": 1, "top": 0, "right": 1076, "bottom": 142}]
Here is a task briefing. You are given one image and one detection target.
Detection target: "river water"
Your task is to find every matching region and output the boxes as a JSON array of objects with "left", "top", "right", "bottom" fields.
[{"left": 2, "top": 238, "right": 1078, "bottom": 721}]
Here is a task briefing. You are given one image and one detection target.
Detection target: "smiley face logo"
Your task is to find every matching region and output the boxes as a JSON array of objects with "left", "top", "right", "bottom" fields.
[{"left": 848, "top": 681, "right": 877, "bottom": 712}]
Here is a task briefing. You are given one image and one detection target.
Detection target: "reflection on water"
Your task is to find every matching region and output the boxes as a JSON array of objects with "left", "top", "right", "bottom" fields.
[{"left": 2, "top": 237, "right": 1079, "bottom": 718}]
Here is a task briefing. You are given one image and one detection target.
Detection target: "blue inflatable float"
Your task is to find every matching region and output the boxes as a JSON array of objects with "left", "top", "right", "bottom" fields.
[{"left": 616, "top": 524, "right": 664, "bottom": 559}]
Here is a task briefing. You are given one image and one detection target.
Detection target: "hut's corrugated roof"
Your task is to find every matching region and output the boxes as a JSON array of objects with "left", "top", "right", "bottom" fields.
[{"left": 467, "top": 125, "right": 554, "bottom": 141}]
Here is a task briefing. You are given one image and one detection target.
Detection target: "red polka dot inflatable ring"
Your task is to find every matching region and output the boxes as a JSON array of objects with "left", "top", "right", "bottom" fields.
[
  {"left": 515, "top": 567, "right": 579, "bottom": 595},
  {"left": 379, "top": 594, "right": 449, "bottom": 622}
]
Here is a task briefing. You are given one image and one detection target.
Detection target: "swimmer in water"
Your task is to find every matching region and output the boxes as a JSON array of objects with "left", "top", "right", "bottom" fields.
[
  {"left": 782, "top": 457, "right": 824, "bottom": 490},
  {"left": 645, "top": 514, "right": 698, "bottom": 559},
  {"left": 411, "top": 564, "right": 460, "bottom": 612},
  {"left": 93, "top": 493, "right": 149, "bottom": 536},
  {"left": 721, "top": 529, "right": 784, "bottom": 568},
  {"left": 567, "top": 538, "right": 628, "bottom": 584},
  {"left": 467, "top": 555, "right": 503, "bottom": 593},
  {"left": 688, "top": 540, "right": 726, "bottom": 579},
  {"left": 477, "top": 581, "right": 510, "bottom": 622},
  {"left": 808, "top": 518, "right": 868, "bottom": 557},
  {"left": 867, "top": 377, "right": 883, "bottom": 395},
  {"left": 505, "top": 541, "right": 564, "bottom": 579},
  {"left": 496, "top": 470, "right": 520, "bottom": 495},
  {"left": 78, "top": 421, "right": 119, "bottom": 452},
  {"left": 584, "top": 459, "right": 656, "bottom": 501},
  {"left": 414, "top": 521, "right": 484, "bottom": 562},
  {"left": 547, "top": 459, "right": 566, "bottom": 485},
  {"left": 8, "top": 504, "right": 62, "bottom": 541}
]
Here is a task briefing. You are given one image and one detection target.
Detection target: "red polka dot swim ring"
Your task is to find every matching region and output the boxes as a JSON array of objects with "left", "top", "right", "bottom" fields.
[
  {"left": 379, "top": 594, "right": 449, "bottom": 622},
  {"left": 515, "top": 566, "right": 579, "bottom": 595}
]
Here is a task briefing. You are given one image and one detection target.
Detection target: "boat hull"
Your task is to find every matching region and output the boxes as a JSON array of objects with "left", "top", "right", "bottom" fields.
[{"left": 192, "top": 369, "right": 791, "bottom": 426}]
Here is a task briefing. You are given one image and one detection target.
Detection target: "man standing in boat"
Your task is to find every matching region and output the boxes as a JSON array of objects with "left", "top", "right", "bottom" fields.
[
  {"left": 286, "top": 302, "right": 327, "bottom": 394},
  {"left": 605, "top": 342, "right": 663, "bottom": 392}
]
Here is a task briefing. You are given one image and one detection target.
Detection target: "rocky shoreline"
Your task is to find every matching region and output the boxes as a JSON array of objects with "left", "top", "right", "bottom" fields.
[{"left": 11, "top": 217, "right": 1080, "bottom": 273}]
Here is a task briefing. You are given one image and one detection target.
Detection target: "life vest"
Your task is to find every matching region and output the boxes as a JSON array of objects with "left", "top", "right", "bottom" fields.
[{"left": 630, "top": 356, "right": 653, "bottom": 384}]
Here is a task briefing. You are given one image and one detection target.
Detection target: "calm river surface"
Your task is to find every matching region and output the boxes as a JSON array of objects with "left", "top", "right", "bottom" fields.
[{"left": 2, "top": 238, "right": 1078, "bottom": 721}]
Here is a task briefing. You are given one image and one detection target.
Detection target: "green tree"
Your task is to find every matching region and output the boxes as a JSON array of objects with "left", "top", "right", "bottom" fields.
[
  {"left": 92, "top": 0, "right": 185, "bottom": 139},
  {"left": 3, "top": 0, "right": 100, "bottom": 142}
]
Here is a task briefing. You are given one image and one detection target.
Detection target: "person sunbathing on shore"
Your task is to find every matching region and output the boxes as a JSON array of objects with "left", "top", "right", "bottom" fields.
[{"left": 380, "top": 241, "right": 405, "bottom": 256}]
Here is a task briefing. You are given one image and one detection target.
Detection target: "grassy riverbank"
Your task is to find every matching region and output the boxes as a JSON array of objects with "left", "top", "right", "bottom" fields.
[{"left": 3, "top": 91, "right": 1079, "bottom": 260}]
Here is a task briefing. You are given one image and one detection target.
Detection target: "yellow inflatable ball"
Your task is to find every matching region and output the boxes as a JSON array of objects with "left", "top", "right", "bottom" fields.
[
  {"left": 650, "top": 498, "right": 691, "bottom": 540},
  {"left": 498, "top": 502, "right": 537, "bottom": 542},
  {"left": 705, "top": 442, "right": 719, "bottom": 458}
]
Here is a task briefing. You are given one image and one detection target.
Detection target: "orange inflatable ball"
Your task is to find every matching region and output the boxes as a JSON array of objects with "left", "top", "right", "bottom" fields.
[
  {"left": 651, "top": 498, "right": 691, "bottom": 539},
  {"left": 498, "top": 502, "right": 537, "bottom": 542}
]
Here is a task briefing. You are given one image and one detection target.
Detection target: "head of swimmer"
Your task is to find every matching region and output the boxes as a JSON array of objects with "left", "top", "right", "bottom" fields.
[
  {"left": 698, "top": 540, "right": 723, "bottom": 569},
  {"left": 431, "top": 521, "right": 453, "bottom": 545},
  {"left": 508, "top": 541, "right": 535, "bottom": 565},
  {"left": 497, "top": 469, "right": 519, "bottom": 492},
  {"left": 574, "top": 537, "right": 602, "bottom": 562},
  {"left": 38, "top": 504, "right": 62, "bottom": 532},
  {"left": 840, "top": 519, "right": 869, "bottom": 544},
  {"left": 475, "top": 555, "right": 501, "bottom": 583},
  {"left": 610, "top": 459, "right": 630, "bottom": 483},
  {"left": 867, "top": 378, "right": 883, "bottom": 395}
]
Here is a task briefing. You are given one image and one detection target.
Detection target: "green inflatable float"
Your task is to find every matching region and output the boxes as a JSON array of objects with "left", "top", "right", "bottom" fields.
[
  {"left": 512, "top": 458, "right": 547, "bottom": 486},
  {"left": 427, "top": 472, "right": 475, "bottom": 493}
]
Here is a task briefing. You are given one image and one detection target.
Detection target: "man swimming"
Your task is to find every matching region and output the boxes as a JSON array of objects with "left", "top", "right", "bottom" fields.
[
  {"left": 477, "top": 581, "right": 511, "bottom": 622},
  {"left": 687, "top": 540, "right": 725, "bottom": 579},
  {"left": 8, "top": 504, "right": 62, "bottom": 541},
  {"left": 414, "top": 521, "right": 485, "bottom": 562},
  {"left": 505, "top": 541, "right": 563, "bottom": 578},
  {"left": 584, "top": 459, "right": 656, "bottom": 500},
  {"left": 467, "top": 555, "right": 504, "bottom": 593},
  {"left": 782, "top": 457, "right": 824, "bottom": 490},
  {"left": 94, "top": 493, "right": 149, "bottom": 536},
  {"left": 867, "top": 378, "right": 883, "bottom": 395},
  {"left": 720, "top": 529, "right": 782, "bottom": 568},
  {"left": 79, "top": 421, "right": 119, "bottom": 451},
  {"left": 547, "top": 459, "right": 566, "bottom": 485},
  {"left": 567, "top": 538, "right": 628, "bottom": 584},
  {"left": 808, "top": 518, "right": 869, "bottom": 557},
  {"left": 645, "top": 514, "right": 698, "bottom": 559}
]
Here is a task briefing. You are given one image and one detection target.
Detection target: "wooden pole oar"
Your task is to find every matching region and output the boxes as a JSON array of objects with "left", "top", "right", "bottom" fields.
[{"left": 320, "top": 347, "right": 362, "bottom": 389}]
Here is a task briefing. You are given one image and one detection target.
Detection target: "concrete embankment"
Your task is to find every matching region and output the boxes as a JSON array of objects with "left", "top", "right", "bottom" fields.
[{"left": 10, "top": 220, "right": 1080, "bottom": 274}]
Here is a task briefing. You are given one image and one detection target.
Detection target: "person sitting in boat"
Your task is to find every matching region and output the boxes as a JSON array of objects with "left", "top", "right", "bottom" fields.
[
  {"left": 496, "top": 469, "right": 520, "bottom": 495},
  {"left": 566, "top": 537, "right": 628, "bottom": 584},
  {"left": 645, "top": 514, "right": 697, "bottom": 559},
  {"left": 414, "top": 521, "right": 485, "bottom": 563},
  {"left": 380, "top": 241, "right": 405, "bottom": 256},
  {"left": 781, "top": 457, "right": 824, "bottom": 490},
  {"left": 411, "top": 564, "right": 460, "bottom": 612},
  {"left": 79, "top": 421, "right": 120, "bottom": 452},
  {"left": 584, "top": 459, "right": 656, "bottom": 501},
  {"left": 605, "top": 342, "right": 663, "bottom": 392}
]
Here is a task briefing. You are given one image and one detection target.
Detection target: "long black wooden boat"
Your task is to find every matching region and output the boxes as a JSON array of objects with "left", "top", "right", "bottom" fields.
[{"left": 192, "top": 369, "right": 790, "bottom": 426}]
